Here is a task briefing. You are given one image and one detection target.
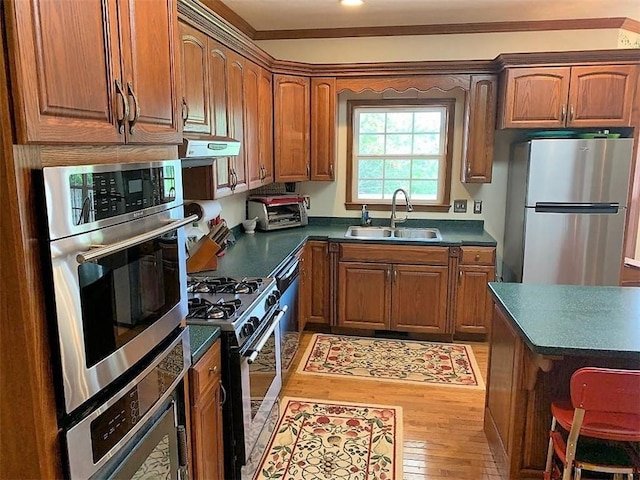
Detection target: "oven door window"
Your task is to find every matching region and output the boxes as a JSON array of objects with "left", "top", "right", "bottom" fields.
[
  {"left": 248, "top": 331, "right": 278, "bottom": 421},
  {"left": 79, "top": 234, "right": 180, "bottom": 368},
  {"left": 99, "top": 403, "right": 179, "bottom": 480}
]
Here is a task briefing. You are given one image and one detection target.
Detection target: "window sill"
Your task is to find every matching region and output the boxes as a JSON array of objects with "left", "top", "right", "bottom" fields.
[{"left": 344, "top": 202, "right": 451, "bottom": 213}]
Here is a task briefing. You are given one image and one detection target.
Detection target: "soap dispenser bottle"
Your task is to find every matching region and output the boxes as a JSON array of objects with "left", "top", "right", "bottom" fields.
[{"left": 361, "top": 204, "right": 370, "bottom": 226}]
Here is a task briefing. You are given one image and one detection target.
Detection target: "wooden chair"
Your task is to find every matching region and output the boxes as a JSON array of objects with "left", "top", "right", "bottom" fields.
[{"left": 543, "top": 367, "right": 640, "bottom": 480}]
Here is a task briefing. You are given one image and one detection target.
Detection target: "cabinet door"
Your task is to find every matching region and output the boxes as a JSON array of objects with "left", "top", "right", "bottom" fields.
[
  {"left": 208, "top": 40, "right": 232, "bottom": 197},
  {"left": 191, "top": 382, "right": 224, "bottom": 480},
  {"left": 455, "top": 265, "right": 495, "bottom": 335},
  {"left": 338, "top": 262, "right": 390, "bottom": 329},
  {"left": 7, "top": 0, "right": 123, "bottom": 143},
  {"left": 500, "top": 67, "right": 571, "bottom": 129},
  {"left": 274, "top": 75, "right": 310, "bottom": 182},
  {"left": 299, "top": 244, "right": 311, "bottom": 332},
  {"left": 308, "top": 241, "right": 331, "bottom": 325},
  {"left": 244, "top": 61, "right": 262, "bottom": 190},
  {"left": 118, "top": 0, "right": 182, "bottom": 144},
  {"left": 391, "top": 264, "right": 448, "bottom": 334},
  {"left": 310, "top": 77, "right": 336, "bottom": 181},
  {"left": 462, "top": 75, "right": 496, "bottom": 183},
  {"left": 227, "top": 51, "right": 247, "bottom": 192},
  {"left": 179, "top": 22, "right": 210, "bottom": 134},
  {"left": 568, "top": 65, "right": 637, "bottom": 127},
  {"left": 259, "top": 68, "right": 274, "bottom": 184}
]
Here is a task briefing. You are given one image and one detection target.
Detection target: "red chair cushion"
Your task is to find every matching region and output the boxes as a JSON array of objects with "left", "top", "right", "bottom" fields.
[{"left": 552, "top": 400, "right": 640, "bottom": 442}]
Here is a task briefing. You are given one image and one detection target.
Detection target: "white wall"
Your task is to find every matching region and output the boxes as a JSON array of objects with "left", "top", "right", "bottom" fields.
[{"left": 257, "top": 29, "right": 622, "bottom": 63}]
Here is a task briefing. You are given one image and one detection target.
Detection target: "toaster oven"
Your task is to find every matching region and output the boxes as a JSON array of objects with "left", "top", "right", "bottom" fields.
[{"left": 247, "top": 195, "right": 308, "bottom": 231}]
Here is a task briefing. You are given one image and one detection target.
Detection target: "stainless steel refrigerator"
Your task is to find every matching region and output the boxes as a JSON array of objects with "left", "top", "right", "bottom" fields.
[{"left": 502, "top": 138, "right": 634, "bottom": 285}]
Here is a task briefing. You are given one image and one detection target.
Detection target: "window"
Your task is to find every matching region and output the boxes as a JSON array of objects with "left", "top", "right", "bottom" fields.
[{"left": 346, "top": 99, "right": 454, "bottom": 211}]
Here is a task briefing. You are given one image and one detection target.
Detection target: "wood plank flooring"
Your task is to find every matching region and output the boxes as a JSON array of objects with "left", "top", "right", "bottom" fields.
[{"left": 281, "top": 333, "right": 500, "bottom": 479}]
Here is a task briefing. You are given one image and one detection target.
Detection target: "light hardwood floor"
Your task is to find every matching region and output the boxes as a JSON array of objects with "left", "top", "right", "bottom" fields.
[{"left": 281, "top": 332, "right": 500, "bottom": 480}]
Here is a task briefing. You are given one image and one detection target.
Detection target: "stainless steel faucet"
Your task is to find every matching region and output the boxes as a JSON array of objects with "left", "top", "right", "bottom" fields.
[{"left": 390, "top": 188, "right": 413, "bottom": 228}]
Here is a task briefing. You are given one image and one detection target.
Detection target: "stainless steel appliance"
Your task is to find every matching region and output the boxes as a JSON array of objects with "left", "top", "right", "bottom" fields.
[
  {"left": 503, "top": 138, "right": 634, "bottom": 285},
  {"left": 40, "top": 160, "right": 196, "bottom": 415},
  {"left": 273, "top": 253, "right": 301, "bottom": 381},
  {"left": 185, "top": 276, "right": 287, "bottom": 480},
  {"left": 247, "top": 195, "right": 308, "bottom": 231},
  {"left": 179, "top": 136, "right": 241, "bottom": 168},
  {"left": 65, "top": 329, "right": 191, "bottom": 479}
]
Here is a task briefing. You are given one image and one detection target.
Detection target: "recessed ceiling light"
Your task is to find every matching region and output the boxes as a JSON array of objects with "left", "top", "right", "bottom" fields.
[{"left": 340, "top": 0, "right": 363, "bottom": 6}]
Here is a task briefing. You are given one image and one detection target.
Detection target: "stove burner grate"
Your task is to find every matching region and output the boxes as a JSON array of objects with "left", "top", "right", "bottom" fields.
[
  {"left": 187, "top": 297, "right": 242, "bottom": 320},
  {"left": 187, "top": 276, "right": 263, "bottom": 295}
]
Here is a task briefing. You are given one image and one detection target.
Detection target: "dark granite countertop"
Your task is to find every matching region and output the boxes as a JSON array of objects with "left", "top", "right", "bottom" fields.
[
  {"left": 207, "top": 217, "right": 497, "bottom": 278},
  {"left": 488, "top": 283, "right": 640, "bottom": 359},
  {"left": 188, "top": 325, "right": 221, "bottom": 364}
]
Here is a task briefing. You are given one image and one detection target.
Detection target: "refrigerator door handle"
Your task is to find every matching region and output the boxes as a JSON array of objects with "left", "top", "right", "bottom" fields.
[{"left": 534, "top": 202, "right": 620, "bottom": 214}]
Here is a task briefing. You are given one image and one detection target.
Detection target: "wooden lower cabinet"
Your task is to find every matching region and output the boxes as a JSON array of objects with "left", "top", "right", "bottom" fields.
[
  {"left": 189, "top": 339, "right": 224, "bottom": 480},
  {"left": 301, "top": 241, "right": 331, "bottom": 328},
  {"left": 454, "top": 246, "right": 496, "bottom": 336},
  {"left": 337, "top": 244, "right": 450, "bottom": 334}
]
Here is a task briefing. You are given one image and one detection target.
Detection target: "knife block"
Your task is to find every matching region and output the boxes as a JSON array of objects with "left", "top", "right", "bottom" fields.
[{"left": 186, "top": 236, "right": 219, "bottom": 273}]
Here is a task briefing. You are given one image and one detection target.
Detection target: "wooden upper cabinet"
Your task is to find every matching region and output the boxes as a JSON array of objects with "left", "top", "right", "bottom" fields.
[
  {"left": 274, "top": 74, "right": 311, "bottom": 182},
  {"left": 244, "top": 61, "right": 262, "bottom": 190},
  {"left": 118, "top": 0, "right": 181, "bottom": 144},
  {"left": 310, "top": 77, "right": 336, "bottom": 181},
  {"left": 258, "top": 68, "right": 274, "bottom": 184},
  {"left": 7, "top": 0, "right": 122, "bottom": 143},
  {"left": 227, "top": 50, "right": 247, "bottom": 192},
  {"left": 179, "top": 22, "right": 210, "bottom": 134},
  {"left": 462, "top": 75, "right": 497, "bottom": 183},
  {"left": 499, "top": 65, "right": 637, "bottom": 129},
  {"left": 500, "top": 67, "right": 571, "bottom": 128},
  {"left": 568, "top": 65, "right": 637, "bottom": 127},
  {"left": 7, "top": 0, "right": 181, "bottom": 144}
]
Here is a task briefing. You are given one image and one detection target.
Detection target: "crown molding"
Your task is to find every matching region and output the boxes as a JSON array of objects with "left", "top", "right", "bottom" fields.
[
  {"left": 253, "top": 17, "right": 636, "bottom": 41},
  {"left": 495, "top": 49, "right": 640, "bottom": 70}
]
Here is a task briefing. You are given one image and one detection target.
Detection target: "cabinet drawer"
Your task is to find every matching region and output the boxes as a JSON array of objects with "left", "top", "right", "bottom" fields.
[
  {"left": 460, "top": 247, "right": 495, "bottom": 265},
  {"left": 340, "top": 243, "right": 448, "bottom": 265},
  {"left": 189, "top": 339, "right": 221, "bottom": 405}
]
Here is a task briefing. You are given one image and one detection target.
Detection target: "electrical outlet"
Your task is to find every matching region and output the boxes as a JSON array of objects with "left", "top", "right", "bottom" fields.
[
  {"left": 474, "top": 200, "right": 482, "bottom": 214},
  {"left": 453, "top": 199, "right": 467, "bottom": 213}
]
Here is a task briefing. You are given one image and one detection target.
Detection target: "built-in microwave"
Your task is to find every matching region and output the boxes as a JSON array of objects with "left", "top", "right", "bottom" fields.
[{"left": 39, "top": 160, "right": 197, "bottom": 416}]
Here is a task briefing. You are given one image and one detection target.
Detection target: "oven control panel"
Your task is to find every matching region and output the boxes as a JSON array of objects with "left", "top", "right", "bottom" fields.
[{"left": 89, "top": 340, "right": 184, "bottom": 461}]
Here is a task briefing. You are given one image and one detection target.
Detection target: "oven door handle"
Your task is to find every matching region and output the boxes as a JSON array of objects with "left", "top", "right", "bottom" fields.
[
  {"left": 76, "top": 214, "right": 199, "bottom": 264},
  {"left": 246, "top": 306, "right": 288, "bottom": 364}
]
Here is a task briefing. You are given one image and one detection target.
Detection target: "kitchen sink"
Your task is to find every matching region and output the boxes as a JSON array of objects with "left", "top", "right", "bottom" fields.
[{"left": 344, "top": 226, "right": 442, "bottom": 241}]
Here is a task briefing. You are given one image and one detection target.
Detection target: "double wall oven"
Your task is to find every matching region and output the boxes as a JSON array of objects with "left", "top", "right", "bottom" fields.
[{"left": 39, "top": 160, "right": 194, "bottom": 479}]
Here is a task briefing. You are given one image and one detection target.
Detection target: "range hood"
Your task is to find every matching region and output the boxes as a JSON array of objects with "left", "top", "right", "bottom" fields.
[{"left": 179, "top": 136, "right": 241, "bottom": 167}]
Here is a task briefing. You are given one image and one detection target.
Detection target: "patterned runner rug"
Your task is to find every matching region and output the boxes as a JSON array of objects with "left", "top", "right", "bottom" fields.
[
  {"left": 297, "top": 334, "right": 484, "bottom": 389},
  {"left": 253, "top": 397, "right": 403, "bottom": 480}
]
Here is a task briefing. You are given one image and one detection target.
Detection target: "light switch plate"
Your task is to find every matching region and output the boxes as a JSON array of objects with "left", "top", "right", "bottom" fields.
[
  {"left": 474, "top": 200, "right": 482, "bottom": 214},
  {"left": 453, "top": 199, "right": 467, "bottom": 213}
]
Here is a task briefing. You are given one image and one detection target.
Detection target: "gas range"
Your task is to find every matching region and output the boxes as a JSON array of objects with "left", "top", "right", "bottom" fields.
[{"left": 185, "top": 275, "right": 280, "bottom": 348}]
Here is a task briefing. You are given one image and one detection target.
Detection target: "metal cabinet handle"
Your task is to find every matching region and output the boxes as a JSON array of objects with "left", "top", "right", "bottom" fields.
[
  {"left": 393, "top": 269, "right": 397, "bottom": 283},
  {"left": 459, "top": 269, "right": 463, "bottom": 284},
  {"left": 306, "top": 163, "right": 310, "bottom": 177},
  {"left": 569, "top": 104, "right": 575, "bottom": 122},
  {"left": 209, "top": 366, "right": 218, "bottom": 374},
  {"left": 329, "top": 164, "right": 334, "bottom": 179},
  {"left": 182, "top": 97, "right": 189, "bottom": 123},
  {"left": 220, "top": 384, "right": 227, "bottom": 407},
  {"left": 115, "top": 80, "right": 129, "bottom": 134},
  {"left": 127, "top": 82, "right": 140, "bottom": 134},
  {"left": 76, "top": 214, "right": 198, "bottom": 263},
  {"left": 475, "top": 254, "right": 481, "bottom": 261},
  {"left": 561, "top": 104, "right": 566, "bottom": 122},
  {"left": 466, "top": 162, "right": 472, "bottom": 175}
]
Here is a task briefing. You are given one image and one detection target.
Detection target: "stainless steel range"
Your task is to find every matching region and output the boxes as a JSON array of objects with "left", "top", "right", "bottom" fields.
[{"left": 185, "top": 276, "right": 286, "bottom": 480}]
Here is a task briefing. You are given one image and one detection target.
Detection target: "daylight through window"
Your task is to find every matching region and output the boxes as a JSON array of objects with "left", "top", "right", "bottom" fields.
[{"left": 348, "top": 100, "right": 453, "bottom": 208}]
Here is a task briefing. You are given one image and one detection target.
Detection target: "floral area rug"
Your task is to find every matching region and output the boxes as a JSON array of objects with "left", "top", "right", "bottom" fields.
[
  {"left": 254, "top": 397, "right": 403, "bottom": 480},
  {"left": 297, "top": 334, "right": 484, "bottom": 389}
]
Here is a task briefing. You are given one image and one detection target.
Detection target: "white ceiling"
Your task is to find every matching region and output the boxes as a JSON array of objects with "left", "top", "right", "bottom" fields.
[{"left": 220, "top": 0, "right": 640, "bottom": 31}]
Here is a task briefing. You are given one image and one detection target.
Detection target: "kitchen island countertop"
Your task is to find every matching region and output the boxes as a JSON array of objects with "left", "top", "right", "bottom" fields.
[
  {"left": 206, "top": 218, "right": 496, "bottom": 279},
  {"left": 488, "top": 282, "right": 640, "bottom": 359}
]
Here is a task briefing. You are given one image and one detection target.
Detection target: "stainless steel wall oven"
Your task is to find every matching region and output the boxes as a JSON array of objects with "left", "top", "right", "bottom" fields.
[{"left": 38, "top": 160, "right": 195, "bottom": 479}]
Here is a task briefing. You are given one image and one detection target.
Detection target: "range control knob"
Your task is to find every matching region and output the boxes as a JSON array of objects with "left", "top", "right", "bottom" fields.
[
  {"left": 242, "top": 323, "right": 254, "bottom": 338},
  {"left": 250, "top": 317, "right": 260, "bottom": 329},
  {"left": 266, "top": 291, "right": 281, "bottom": 307}
]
